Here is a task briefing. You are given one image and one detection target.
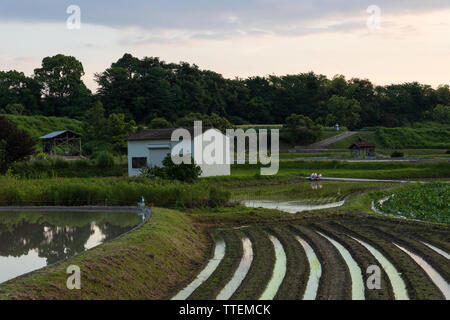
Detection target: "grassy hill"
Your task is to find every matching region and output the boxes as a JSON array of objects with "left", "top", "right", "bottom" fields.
[
  {"left": 327, "top": 126, "right": 450, "bottom": 150},
  {"left": 2, "top": 114, "right": 83, "bottom": 139}
]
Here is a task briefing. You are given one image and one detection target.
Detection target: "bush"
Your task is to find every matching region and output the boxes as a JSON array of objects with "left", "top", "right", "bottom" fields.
[
  {"left": 32, "top": 159, "right": 51, "bottom": 170},
  {"left": 0, "top": 116, "right": 36, "bottom": 173},
  {"left": 73, "top": 160, "right": 91, "bottom": 169},
  {"left": 390, "top": 151, "right": 404, "bottom": 158},
  {"left": 96, "top": 151, "right": 115, "bottom": 168},
  {"left": 283, "top": 114, "right": 323, "bottom": 145},
  {"left": 208, "top": 186, "right": 231, "bottom": 207},
  {"left": 142, "top": 154, "right": 202, "bottom": 182},
  {"left": 163, "top": 154, "right": 202, "bottom": 182},
  {"left": 54, "top": 158, "right": 69, "bottom": 169}
]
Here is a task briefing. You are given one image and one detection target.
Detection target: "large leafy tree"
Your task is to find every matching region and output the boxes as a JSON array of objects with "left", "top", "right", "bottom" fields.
[
  {"left": 34, "top": 54, "right": 93, "bottom": 117},
  {"left": 284, "top": 114, "right": 323, "bottom": 144},
  {"left": 0, "top": 116, "right": 36, "bottom": 173},
  {"left": 0, "top": 71, "right": 41, "bottom": 114},
  {"left": 83, "top": 102, "right": 136, "bottom": 155},
  {"left": 324, "top": 95, "right": 362, "bottom": 129}
]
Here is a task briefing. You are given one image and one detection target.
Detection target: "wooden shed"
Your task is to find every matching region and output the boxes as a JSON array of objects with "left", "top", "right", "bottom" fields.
[
  {"left": 349, "top": 142, "right": 376, "bottom": 158},
  {"left": 39, "top": 130, "right": 82, "bottom": 156}
]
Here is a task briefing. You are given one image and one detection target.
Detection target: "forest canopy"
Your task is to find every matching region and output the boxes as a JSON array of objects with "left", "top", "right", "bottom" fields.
[{"left": 1, "top": 53, "right": 450, "bottom": 129}]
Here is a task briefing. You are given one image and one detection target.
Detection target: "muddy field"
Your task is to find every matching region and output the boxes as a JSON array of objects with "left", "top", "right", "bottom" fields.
[{"left": 171, "top": 216, "right": 450, "bottom": 300}]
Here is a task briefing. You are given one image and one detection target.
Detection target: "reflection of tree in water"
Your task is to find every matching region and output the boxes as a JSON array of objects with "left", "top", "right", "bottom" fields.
[{"left": 0, "top": 220, "right": 133, "bottom": 265}]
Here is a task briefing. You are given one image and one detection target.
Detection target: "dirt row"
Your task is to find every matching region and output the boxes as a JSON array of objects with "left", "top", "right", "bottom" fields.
[{"left": 178, "top": 217, "right": 449, "bottom": 300}]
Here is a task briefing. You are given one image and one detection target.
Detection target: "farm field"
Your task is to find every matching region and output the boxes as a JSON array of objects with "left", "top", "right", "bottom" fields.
[
  {"left": 171, "top": 215, "right": 449, "bottom": 300},
  {"left": 1, "top": 178, "right": 448, "bottom": 300},
  {"left": 375, "top": 183, "right": 449, "bottom": 224}
]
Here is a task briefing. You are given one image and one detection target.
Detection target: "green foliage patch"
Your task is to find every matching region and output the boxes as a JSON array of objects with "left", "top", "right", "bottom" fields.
[{"left": 377, "top": 183, "right": 450, "bottom": 224}]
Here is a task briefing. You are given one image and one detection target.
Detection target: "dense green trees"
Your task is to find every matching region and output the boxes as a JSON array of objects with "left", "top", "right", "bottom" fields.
[
  {"left": 431, "top": 105, "right": 450, "bottom": 123},
  {"left": 82, "top": 102, "right": 136, "bottom": 155},
  {"left": 34, "top": 54, "right": 94, "bottom": 117},
  {"left": 0, "top": 116, "right": 36, "bottom": 173},
  {"left": 149, "top": 117, "right": 173, "bottom": 129},
  {"left": 283, "top": 114, "right": 323, "bottom": 144},
  {"left": 174, "top": 112, "right": 233, "bottom": 132},
  {"left": 1, "top": 53, "right": 450, "bottom": 131},
  {"left": 0, "top": 71, "right": 41, "bottom": 115},
  {"left": 323, "top": 95, "right": 361, "bottom": 129}
]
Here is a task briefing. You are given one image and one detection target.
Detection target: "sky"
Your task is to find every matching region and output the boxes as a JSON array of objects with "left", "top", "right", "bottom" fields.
[{"left": 0, "top": 0, "right": 449, "bottom": 92}]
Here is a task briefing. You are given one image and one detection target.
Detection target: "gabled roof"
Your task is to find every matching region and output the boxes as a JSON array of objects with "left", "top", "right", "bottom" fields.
[
  {"left": 128, "top": 127, "right": 215, "bottom": 141},
  {"left": 349, "top": 142, "right": 376, "bottom": 148},
  {"left": 39, "top": 130, "right": 81, "bottom": 140}
]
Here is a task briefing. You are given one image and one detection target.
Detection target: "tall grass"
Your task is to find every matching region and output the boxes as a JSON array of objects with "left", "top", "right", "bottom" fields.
[
  {"left": 0, "top": 176, "right": 231, "bottom": 208},
  {"left": 11, "top": 158, "right": 126, "bottom": 178}
]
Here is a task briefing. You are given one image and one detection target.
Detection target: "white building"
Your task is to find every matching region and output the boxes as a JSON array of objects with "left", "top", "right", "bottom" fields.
[{"left": 127, "top": 128, "right": 231, "bottom": 177}]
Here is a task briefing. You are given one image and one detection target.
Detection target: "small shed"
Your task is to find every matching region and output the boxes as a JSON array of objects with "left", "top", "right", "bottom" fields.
[
  {"left": 39, "top": 130, "right": 82, "bottom": 156},
  {"left": 349, "top": 142, "right": 376, "bottom": 158}
]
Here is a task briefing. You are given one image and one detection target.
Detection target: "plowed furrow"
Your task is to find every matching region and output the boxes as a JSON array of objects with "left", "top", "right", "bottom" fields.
[
  {"left": 172, "top": 234, "right": 226, "bottom": 300},
  {"left": 217, "top": 235, "right": 253, "bottom": 300},
  {"left": 367, "top": 225, "right": 450, "bottom": 281},
  {"left": 334, "top": 221, "right": 445, "bottom": 300},
  {"left": 231, "top": 228, "right": 274, "bottom": 300},
  {"left": 312, "top": 222, "right": 394, "bottom": 300},
  {"left": 189, "top": 230, "right": 242, "bottom": 300},
  {"left": 290, "top": 225, "right": 351, "bottom": 300},
  {"left": 270, "top": 226, "right": 309, "bottom": 300},
  {"left": 259, "top": 234, "right": 287, "bottom": 300}
]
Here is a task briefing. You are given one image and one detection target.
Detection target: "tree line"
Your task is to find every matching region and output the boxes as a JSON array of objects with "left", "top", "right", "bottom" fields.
[{"left": 1, "top": 53, "right": 450, "bottom": 129}]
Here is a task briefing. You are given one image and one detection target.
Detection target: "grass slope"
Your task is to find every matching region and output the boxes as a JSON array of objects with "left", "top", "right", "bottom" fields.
[
  {"left": 3, "top": 114, "right": 83, "bottom": 139},
  {"left": 0, "top": 207, "right": 208, "bottom": 300},
  {"left": 327, "top": 127, "right": 450, "bottom": 150}
]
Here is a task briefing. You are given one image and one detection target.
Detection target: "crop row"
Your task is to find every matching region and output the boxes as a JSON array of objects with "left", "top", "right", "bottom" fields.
[{"left": 172, "top": 218, "right": 449, "bottom": 300}]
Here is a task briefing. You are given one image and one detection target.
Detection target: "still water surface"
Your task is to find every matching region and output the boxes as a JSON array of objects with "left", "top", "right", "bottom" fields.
[{"left": 0, "top": 210, "right": 142, "bottom": 284}]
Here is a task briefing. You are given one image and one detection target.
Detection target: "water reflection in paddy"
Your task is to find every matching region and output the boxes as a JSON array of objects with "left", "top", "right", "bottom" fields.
[
  {"left": 0, "top": 210, "right": 142, "bottom": 284},
  {"left": 236, "top": 182, "right": 347, "bottom": 213}
]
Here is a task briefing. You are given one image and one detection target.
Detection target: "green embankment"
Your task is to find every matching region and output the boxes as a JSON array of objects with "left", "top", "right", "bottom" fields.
[
  {"left": 3, "top": 114, "right": 83, "bottom": 139},
  {"left": 0, "top": 207, "right": 208, "bottom": 300},
  {"left": 327, "top": 127, "right": 450, "bottom": 150}
]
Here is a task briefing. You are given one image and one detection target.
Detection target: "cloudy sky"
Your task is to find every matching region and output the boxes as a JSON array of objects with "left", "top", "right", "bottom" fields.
[{"left": 1, "top": 0, "right": 449, "bottom": 91}]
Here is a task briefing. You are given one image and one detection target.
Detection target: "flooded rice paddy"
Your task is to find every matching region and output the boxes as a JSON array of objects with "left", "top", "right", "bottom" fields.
[
  {"left": 172, "top": 235, "right": 226, "bottom": 300},
  {"left": 351, "top": 236, "right": 409, "bottom": 300},
  {"left": 0, "top": 210, "right": 142, "bottom": 284},
  {"left": 295, "top": 235, "right": 322, "bottom": 300},
  {"left": 394, "top": 243, "right": 450, "bottom": 299},
  {"left": 216, "top": 237, "right": 253, "bottom": 300},
  {"left": 317, "top": 232, "right": 365, "bottom": 300},
  {"left": 259, "top": 235, "right": 287, "bottom": 300},
  {"left": 234, "top": 181, "right": 381, "bottom": 214}
]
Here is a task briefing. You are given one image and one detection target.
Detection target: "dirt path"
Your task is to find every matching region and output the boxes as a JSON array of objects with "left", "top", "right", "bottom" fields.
[{"left": 307, "top": 131, "right": 358, "bottom": 149}]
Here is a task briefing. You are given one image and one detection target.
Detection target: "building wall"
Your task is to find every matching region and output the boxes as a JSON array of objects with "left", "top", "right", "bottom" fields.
[
  {"left": 127, "top": 129, "right": 231, "bottom": 177},
  {"left": 127, "top": 139, "right": 174, "bottom": 177}
]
